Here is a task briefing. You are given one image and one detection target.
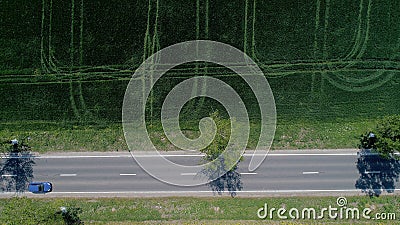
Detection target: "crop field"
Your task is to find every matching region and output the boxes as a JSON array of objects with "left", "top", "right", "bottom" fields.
[{"left": 0, "top": 0, "right": 399, "bottom": 151}]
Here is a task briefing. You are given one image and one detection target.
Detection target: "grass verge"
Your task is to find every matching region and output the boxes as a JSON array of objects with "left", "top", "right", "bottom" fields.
[
  {"left": 0, "top": 195, "right": 399, "bottom": 224},
  {"left": 0, "top": 118, "right": 377, "bottom": 153}
]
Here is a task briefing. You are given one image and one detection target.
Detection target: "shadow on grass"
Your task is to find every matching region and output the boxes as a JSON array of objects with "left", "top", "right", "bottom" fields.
[
  {"left": 355, "top": 154, "right": 400, "bottom": 197},
  {"left": 0, "top": 152, "right": 35, "bottom": 192}
]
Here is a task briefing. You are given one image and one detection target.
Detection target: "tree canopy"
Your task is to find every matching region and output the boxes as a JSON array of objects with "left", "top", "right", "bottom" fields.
[{"left": 360, "top": 115, "right": 400, "bottom": 159}]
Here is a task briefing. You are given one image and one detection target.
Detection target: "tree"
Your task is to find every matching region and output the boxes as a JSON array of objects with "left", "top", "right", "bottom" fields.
[
  {"left": 200, "top": 111, "right": 243, "bottom": 197},
  {"left": 0, "top": 138, "right": 35, "bottom": 192},
  {"left": 359, "top": 115, "right": 400, "bottom": 159}
]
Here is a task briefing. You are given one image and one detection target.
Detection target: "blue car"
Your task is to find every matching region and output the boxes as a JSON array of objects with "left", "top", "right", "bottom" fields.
[{"left": 28, "top": 182, "right": 53, "bottom": 193}]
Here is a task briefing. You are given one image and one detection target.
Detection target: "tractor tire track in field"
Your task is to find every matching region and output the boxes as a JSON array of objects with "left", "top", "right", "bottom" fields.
[
  {"left": 2, "top": 59, "right": 400, "bottom": 83},
  {"left": 4, "top": 0, "right": 399, "bottom": 92},
  {"left": 69, "top": 78, "right": 91, "bottom": 121},
  {"left": 324, "top": 0, "right": 394, "bottom": 92},
  {"left": 311, "top": 0, "right": 322, "bottom": 94},
  {"left": 313, "top": 0, "right": 393, "bottom": 92},
  {"left": 322, "top": 0, "right": 330, "bottom": 60},
  {"left": 345, "top": 0, "right": 364, "bottom": 60},
  {"left": 313, "top": 0, "right": 321, "bottom": 60},
  {"left": 356, "top": 0, "right": 372, "bottom": 60},
  {"left": 324, "top": 71, "right": 394, "bottom": 92},
  {"left": 344, "top": 0, "right": 370, "bottom": 60}
]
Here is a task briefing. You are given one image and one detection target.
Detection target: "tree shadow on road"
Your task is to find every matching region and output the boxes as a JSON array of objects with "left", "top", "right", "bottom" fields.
[
  {"left": 0, "top": 152, "right": 35, "bottom": 192},
  {"left": 355, "top": 155, "right": 400, "bottom": 197},
  {"left": 201, "top": 157, "right": 243, "bottom": 197}
]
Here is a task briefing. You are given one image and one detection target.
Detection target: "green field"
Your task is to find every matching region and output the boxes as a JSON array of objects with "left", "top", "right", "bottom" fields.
[
  {"left": 1, "top": 0, "right": 399, "bottom": 152},
  {"left": 0, "top": 68, "right": 397, "bottom": 152},
  {"left": 1, "top": 1, "right": 400, "bottom": 224},
  {"left": 1, "top": 196, "right": 399, "bottom": 224}
]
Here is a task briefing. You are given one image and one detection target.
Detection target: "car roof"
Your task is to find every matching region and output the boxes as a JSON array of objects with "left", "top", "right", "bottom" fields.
[{"left": 30, "top": 182, "right": 50, "bottom": 184}]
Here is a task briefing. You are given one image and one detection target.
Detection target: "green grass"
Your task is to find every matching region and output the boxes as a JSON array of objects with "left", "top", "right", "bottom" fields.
[
  {"left": 0, "top": 196, "right": 399, "bottom": 224},
  {"left": 271, "top": 118, "right": 376, "bottom": 150},
  {"left": 0, "top": 121, "right": 126, "bottom": 153},
  {"left": 0, "top": 117, "right": 377, "bottom": 153}
]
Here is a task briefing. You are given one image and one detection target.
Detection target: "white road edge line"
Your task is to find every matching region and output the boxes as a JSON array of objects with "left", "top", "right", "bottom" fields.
[
  {"left": 3, "top": 152, "right": 399, "bottom": 159},
  {"left": 302, "top": 171, "right": 320, "bottom": 174},
  {"left": 8, "top": 153, "right": 361, "bottom": 159},
  {"left": 60, "top": 174, "right": 77, "bottom": 177},
  {"left": 119, "top": 174, "right": 136, "bottom": 176}
]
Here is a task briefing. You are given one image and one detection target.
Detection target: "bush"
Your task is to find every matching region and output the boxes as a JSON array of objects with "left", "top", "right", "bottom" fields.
[{"left": 57, "top": 207, "right": 84, "bottom": 225}]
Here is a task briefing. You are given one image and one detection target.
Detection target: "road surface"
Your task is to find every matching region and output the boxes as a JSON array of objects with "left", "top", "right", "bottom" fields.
[{"left": 1, "top": 149, "right": 399, "bottom": 197}]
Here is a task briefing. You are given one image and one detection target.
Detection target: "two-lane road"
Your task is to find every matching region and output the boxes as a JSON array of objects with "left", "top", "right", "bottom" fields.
[{"left": 1, "top": 149, "right": 399, "bottom": 197}]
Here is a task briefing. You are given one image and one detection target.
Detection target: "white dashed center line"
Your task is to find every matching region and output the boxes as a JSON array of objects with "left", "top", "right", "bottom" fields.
[
  {"left": 180, "top": 172, "right": 258, "bottom": 176},
  {"left": 1, "top": 174, "right": 16, "bottom": 177},
  {"left": 119, "top": 174, "right": 137, "bottom": 176},
  {"left": 302, "top": 171, "right": 320, "bottom": 175},
  {"left": 60, "top": 174, "right": 77, "bottom": 177},
  {"left": 180, "top": 173, "right": 197, "bottom": 176}
]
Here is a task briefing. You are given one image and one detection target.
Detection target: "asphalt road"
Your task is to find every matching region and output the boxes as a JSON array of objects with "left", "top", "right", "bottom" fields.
[{"left": 1, "top": 149, "right": 399, "bottom": 197}]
